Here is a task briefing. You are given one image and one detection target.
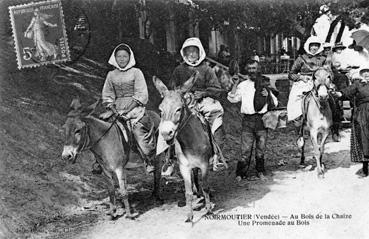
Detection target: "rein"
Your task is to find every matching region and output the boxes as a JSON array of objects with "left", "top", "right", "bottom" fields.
[{"left": 176, "top": 105, "right": 194, "bottom": 135}]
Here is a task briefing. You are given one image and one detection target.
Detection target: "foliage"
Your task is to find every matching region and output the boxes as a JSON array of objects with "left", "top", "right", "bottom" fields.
[
  {"left": 192, "top": 0, "right": 322, "bottom": 37},
  {"left": 184, "top": 0, "right": 365, "bottom": 37}
]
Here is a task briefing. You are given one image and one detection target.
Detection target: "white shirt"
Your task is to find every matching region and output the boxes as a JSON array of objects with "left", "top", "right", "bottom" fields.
[
  {"left": 312, "top": 14, "right": 331, "bottom": 43},
  {"left": 227, "top": 79, "right": 278, "bottom": 115}
]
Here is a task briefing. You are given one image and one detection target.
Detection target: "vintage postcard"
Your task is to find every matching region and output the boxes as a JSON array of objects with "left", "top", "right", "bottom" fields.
[{"left": 9, "top": 0, "right": 70, "bottom": 69}]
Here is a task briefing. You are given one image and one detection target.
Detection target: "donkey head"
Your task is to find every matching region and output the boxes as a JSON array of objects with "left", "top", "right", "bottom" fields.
[
  {"left": 61, "top": 97, "right": 98, "bottom": 163},
  {"left": 313, "top": 66, "right": 333, "bottom": 101},
  {"left": 153, "top": 72, "right": 198, "bottom": 144},
  {"left": 213, "top": 59, "right": 239, "bottom": 91}
]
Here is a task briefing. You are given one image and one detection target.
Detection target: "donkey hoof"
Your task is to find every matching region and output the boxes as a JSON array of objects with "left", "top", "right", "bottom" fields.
[
  {"left": 317, "top": 173, "right": 325, "bottom": 179},
  {"left": 298, "top": 163, "right": 306, "bottom": 168},
  {"left": 178, "top": 200, "right": 186, "bottom": 207},
  {"left": 185, "top": 216, "right": 193, "bottom": 223},
  {"left": 302, "top": 165, "right": 313, "bottom": 171},
  {"left": 115, "top": 208, "right": 125, "bottom": 216},
  {"left": 105, "top": 214, "right": 115, "bottom": 221},
  {"left": 126, "top": 212, "right": 139, "bottom": 220},
  {"left": 296, "top": 137, "right": 304, "bottom": 149},
  {"left": 205, "top": 209, "right": 214, "bottom": 215}
]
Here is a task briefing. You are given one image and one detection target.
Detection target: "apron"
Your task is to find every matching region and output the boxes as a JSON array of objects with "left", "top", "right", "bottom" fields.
[{"left": 287, "top": 78, "right": 314, "bottom": 121}]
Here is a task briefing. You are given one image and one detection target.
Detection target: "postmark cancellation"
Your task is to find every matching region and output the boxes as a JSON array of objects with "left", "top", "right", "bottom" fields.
[{"left": 9, "top": 0, "right": 71, "bottom": 69}]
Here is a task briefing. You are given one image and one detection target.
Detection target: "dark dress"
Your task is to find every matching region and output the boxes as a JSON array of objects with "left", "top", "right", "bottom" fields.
[{"left": 341, "top": 79, "right": 369, "bottom": 161}]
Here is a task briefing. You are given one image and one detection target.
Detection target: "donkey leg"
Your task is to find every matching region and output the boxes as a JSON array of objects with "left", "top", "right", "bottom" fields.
[
  {"left": 152, "top": 154, "right": 163, "bottom": 204},
  {"left": 200, "top": 163, "right": 212, "bottom": 215},
  {"left": 102, "top": 170, "right": 117, "bottom": 218},
  {"left": 300, "top": 142, "right": 306, "bottom": 166},
  {"left": 310, "top": 130, "right": 322, "bottom": 177},
  {"left": 319, "top": 132, "right": 329, "bottom": 175},
  {"left": 179, "top": 163, "right": 194, "bottom": 223},
  {"left": 115, "top": 167, "right": 134, "bottom": 219},
  {"left": 298, "top": 130, "right": 305, "bottom": 166},
  {"left": 192, "top": 168, "right": 201, "bottom": 197}
]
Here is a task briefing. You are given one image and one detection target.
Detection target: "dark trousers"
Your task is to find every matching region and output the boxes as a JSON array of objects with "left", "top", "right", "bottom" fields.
[
  {"left": 331, "top": 71, "right": 349, "bottom": 134},
  {"left": 236, "top": 114, "right": 267, "bottom": 177}
]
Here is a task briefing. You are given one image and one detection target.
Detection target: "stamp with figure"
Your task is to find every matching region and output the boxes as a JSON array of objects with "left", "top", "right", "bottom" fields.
[{"left": 9, "top": 0, "right": 71, "bottom": 69}]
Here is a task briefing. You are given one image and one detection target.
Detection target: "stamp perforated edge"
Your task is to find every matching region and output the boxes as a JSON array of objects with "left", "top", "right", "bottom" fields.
[{"left": 8, "top": 0, "right": 71, "bottom": 70}]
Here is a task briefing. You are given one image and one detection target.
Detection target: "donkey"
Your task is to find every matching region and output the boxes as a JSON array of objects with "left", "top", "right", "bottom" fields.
[
  {"left": 153, "top": 73, "right": 215, "bottom": 223},
  {"left": 61, "top": 98, "right": 162, "bottom": 218},
  {"left": 298, "top": 66, "right": 333, "bottom": 177}
]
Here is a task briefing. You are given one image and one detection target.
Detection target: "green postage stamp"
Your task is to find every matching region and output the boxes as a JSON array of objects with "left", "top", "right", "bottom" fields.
[{"left": 9, "top": 0, "right": 70, "bottom": 69}]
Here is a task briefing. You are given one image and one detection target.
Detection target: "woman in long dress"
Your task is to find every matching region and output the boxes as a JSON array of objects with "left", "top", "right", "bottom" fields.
[
  {"left": 24, "top": 8, "right": 58, "bottom": 61},
  {"left": 334, "top": 67, "right": 369, "bottom": 177}
]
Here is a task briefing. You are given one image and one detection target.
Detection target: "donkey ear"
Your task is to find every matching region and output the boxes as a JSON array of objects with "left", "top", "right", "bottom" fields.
[
  {"left": 228, "top": 59, "right": 239, "bottom": 76},
  {"left": 82, "top": 98, "right": 101, "bottom": 116},
  {"left": 153, "top": 76, "right": 169, "bottom": 98},
  {"left": 179, "top": 71, "right": 199, "bottom": 94},
  {"left": 323, "top": 64, "right": 332, "bottom": 72},
  {"left": 70, "top": 97, "right": 82, "bottom": 110}
]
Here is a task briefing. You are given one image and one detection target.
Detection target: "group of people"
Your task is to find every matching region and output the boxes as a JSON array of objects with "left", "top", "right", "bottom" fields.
[
  {"left": 94, "top": 37, "right": 279, "bottom": 181},
  {"left": 93, "top": 3, "right": 369, "bottom": 180},
  {"left": 287, "top": 4, "right": 369, "bottom": 176}
]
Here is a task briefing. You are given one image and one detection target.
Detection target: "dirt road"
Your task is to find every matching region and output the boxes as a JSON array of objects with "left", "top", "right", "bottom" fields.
[{"left": 31, "top": 129, "right": 368, "bottom": 239}]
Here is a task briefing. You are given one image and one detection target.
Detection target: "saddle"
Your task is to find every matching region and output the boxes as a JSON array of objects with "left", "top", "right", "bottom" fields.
[
  {"left": 99, "top": 110, "right": 136, "bottom": 152},
  {"left": 190, "top": 104, "right": 228, "bottom": 169}
]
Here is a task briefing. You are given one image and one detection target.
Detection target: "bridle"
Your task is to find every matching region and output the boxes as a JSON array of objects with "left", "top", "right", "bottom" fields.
[
  {"left": 306, "top": 69, "right": 333, "bottom": 110},
  {"left": 177, "top": 100, "right": 194, "bottom": 134},
  {"left": 163, "top": 97, "right": 194, "bottom": 145},
  {"left": 71, "top": 115, "right": 118, "bottom": 154}
]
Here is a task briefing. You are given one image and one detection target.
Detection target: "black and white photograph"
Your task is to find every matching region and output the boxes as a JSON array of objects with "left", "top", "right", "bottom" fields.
[{"left": 0, "top": 0, "right": 369, "bottom": 238}]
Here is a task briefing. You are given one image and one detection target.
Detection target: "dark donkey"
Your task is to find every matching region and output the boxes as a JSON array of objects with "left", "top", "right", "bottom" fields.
[
  {"left": 61, "top": 98, "right": 162, "bottom": 218},
  {"left": 153, "top": 73, "right": 214, "bottom": 223}
]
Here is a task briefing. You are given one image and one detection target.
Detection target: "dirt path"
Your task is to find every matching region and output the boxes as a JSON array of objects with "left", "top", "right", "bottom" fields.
[{"left": 50, "top": 129, "right": 367, "bottom": 239}]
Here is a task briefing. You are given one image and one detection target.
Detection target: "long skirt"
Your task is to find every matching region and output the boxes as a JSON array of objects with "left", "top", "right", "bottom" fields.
[
  {"left": 287, "top": 79, "right": 314, "bottom": 121},
  {"left": 351, "top": 102, "right": 369, "bottom": 162}
]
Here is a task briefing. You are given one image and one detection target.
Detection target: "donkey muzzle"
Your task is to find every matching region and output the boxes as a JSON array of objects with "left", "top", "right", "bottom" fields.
[
  {"left": 317, "top": 85, "right": 329, "bottom": 100},
  {"left": 62, "top": 145, "right": 77, "bottom": 163},
  {"left": 159, "top": 121, "right": 177, "bottom": 143}
]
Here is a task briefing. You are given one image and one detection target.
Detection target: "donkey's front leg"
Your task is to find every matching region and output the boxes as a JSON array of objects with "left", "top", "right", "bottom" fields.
[
  {"left": 102, "top": 170, "right": 117, "bottom": 218},
  {"left": 179, "top": 163, "right": 194, "bottom": 223},
  {"left": 310, "top": 130, "right": 323, "bottom": 177},
  {"left": 300, "top": 139, "right": 306, "bottom": 166},
  {"left": 319, "top": 132, "right": 329, "bottom": 175},
  {"left": 152, "top": 154, "right": 163, "bottom": 204},
  {"left": 200, "top": 163, "right": 212, "bottom": 215},
  {"left": 115, "top": 167, "right": 135, "bottom": 219}
]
